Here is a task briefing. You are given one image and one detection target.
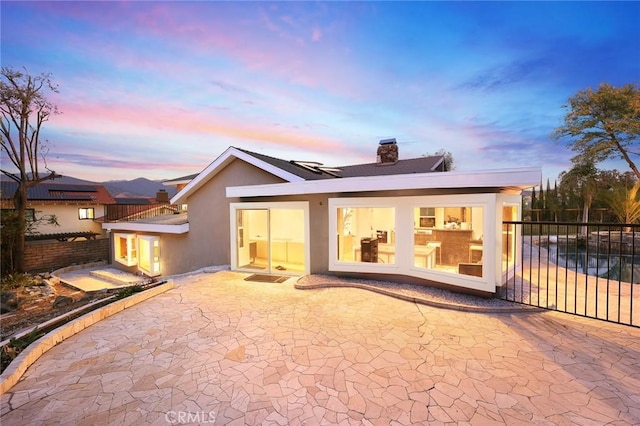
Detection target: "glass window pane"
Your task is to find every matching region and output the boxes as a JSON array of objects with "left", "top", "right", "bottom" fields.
[
  {"left": 79, "top": 208, "right": 94, "bottom": 220},
  {"left": 337, "top": 207, "right": 395, "bottom": 264},
  {"left": 114, "top": 233, "right": 137, "bottom": 266},
  {"left": 502, "top": 205, "right": 518, "bottom": 269},
  {"left": 414, "top": 206, "right": 483, "bottom": 277}
]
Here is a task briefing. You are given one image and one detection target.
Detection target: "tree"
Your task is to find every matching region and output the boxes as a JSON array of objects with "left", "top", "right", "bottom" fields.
[
  {"left": 0, "top": 67, "right": 60, "bottom": 273},
  {"left": 1, "top": 209, "right": 58, "bottom": 274},
  {"left": 554, "top": 83, "right": 640, "bottom": 180},
  {"left": 603, "top": 181, "right": 640, "bottom": 226},
  {"left": 546, "top": 179, "right": 560, "bottom": 222},
  {"left": 424, "top": 149, "right": 455, "bottom": 171},
  {"left": 538, "top": 181, "right": 545, "bottom": 218},
  {"left": 558, "top": 161, "right": 599, "bottom": 233}
]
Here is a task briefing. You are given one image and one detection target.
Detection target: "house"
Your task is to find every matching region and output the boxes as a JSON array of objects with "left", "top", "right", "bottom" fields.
[
  {"left": 1, "top": 181, "right": 116, "bottom": 238},
  {"left": 102, "top": 140, "right": 540, "bottom": 295}
]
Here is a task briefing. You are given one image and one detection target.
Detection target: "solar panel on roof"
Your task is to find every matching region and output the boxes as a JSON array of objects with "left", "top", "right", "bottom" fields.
[
  {"left": 290, "top": 161, "right": 323, "bottom": 174},
  {"left": 48, "top": 193, "right": 94, "bottom": 200},
  {"left": 48, "top": 184, "right": 97, "bottom": 192}
]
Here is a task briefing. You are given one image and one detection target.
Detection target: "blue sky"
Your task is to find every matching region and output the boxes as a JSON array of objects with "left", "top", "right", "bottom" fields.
[{"left": 1, "top": 1, "right": 638, "bottom": 182}]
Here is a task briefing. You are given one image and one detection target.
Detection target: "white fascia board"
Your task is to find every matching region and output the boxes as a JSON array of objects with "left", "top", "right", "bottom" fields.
[
  {"left": 227, "top": 167, "right": 541, "bottom": 198},
  {"left": 171, "top": 147, "right": 305, "bottom": 205},
  {"left": 102, "top": 222, "right": 189, "bottom": 234}
]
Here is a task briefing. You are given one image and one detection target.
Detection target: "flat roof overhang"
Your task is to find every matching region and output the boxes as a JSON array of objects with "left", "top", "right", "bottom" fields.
[
  {"left": 102, "top": 222, "right": 189, "bottom": 234},
  {"left": 226, "top": 167, "right": 541, "bottom": 198}
]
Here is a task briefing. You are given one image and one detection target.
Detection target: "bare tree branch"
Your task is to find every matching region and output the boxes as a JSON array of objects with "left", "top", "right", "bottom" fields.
[{"left": 0, "top": 66, "right": 60, "bottom": 272}]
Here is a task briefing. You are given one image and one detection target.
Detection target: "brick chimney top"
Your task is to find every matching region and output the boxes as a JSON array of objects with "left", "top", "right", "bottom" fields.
[
  {"left": 156, "top": 189, "right": 170, "bottom": 203},
  {"left": 377, "top": 138, "right": 398, "bottom": 165}
]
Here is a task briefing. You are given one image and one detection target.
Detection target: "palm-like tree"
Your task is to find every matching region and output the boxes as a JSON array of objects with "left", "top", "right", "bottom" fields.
[{"left": 604, "top": 181, "right": 640, "bottom": 227}]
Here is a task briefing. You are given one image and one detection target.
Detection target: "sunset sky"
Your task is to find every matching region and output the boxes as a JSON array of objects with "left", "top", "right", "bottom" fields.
[{"left": 1, "top": 1, "right": 638, "bottom": 182}]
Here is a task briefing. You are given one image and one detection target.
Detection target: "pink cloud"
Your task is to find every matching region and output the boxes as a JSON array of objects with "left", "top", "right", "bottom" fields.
[
  {"left": 52, "top": 96, "right": 345, "bottom": 155},
  {"left": 32, "top": 2, "right": 376, "bottom": 101}
]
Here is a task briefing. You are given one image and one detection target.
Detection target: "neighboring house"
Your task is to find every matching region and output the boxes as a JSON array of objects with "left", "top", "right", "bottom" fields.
[
  {"left": 1, "top": 181, "right": 116, "bottom": 237},
  {"left": 103, "top": 140, "right": 540, "bottom": 295}
]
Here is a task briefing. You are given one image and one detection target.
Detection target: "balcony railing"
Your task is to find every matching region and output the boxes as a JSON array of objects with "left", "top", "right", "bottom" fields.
[
  {"left": 501, "top": 221, "right": 638, "bottom": 327},
  {"left": 104, "top": 203, "right": 178, "bottom": 222}
]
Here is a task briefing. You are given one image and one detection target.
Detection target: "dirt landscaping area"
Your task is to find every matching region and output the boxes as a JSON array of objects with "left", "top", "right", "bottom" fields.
[{"left": 1, "top": 279, "right": 112, "bottom": 341}]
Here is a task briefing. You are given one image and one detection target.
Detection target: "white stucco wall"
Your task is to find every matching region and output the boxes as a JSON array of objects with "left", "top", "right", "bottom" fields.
[{"left": 28, "top": 204, "right": 105, "bottom": 235}]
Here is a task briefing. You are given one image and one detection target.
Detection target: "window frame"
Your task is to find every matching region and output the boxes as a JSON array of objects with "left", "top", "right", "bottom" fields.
[
  {"left": 137, "top": 235, "right": 161, "bottom": 276},
  {"left": 329, "top": 194, "right": 498, "bottom": 293},
  {"left": 114, "top": 232, "right": 137, "bottom": 266},
  {"left": 335, "top": 206, "right": 397, "bottom": 265},
  {"left": 78, "top": 207, "right": 95, "bottom": 220}
]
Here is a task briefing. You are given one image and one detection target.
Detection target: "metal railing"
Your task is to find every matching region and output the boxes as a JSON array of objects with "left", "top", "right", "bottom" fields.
[
  {"left": 501, "top": 221, "right": 638, "bottom": 327},
  {"left": 104, "top": 203, "right": 178, "bottom": 222}
]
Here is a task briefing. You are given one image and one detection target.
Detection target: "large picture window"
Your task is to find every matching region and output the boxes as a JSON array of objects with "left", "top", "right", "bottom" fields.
[
  {"left": 413, "top": 206, "right": 484, "bottom": 277},
  {"left": 330, "top": 193, "right": 523, "bottom": 294},
  {"left": 337, "top": 207, "right": 396, "bottom": 264}
]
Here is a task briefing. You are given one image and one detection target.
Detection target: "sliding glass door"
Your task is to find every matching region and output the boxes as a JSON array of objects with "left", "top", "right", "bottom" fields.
[
  {"left": 236, "top": 208, "right": 269, "bottom": 271},
  {"left": 234, "top": 204, "right": 307, "bottom": 275}
]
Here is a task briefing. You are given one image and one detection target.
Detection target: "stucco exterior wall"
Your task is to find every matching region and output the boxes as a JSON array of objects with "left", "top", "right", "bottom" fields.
[
  {"left": 28, "top": 204, "right": 105, "bottom": 235},
  {"left": 108, "top": 232, "right": 189, "bottom": 278},
  {"left": 175, "top": 159, "right": 286, "bottom": 274}
]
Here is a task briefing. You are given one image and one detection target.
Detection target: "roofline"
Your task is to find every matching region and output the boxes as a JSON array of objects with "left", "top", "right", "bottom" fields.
[
  {"left": 430, "top": 156, "right": 445, "bottom": 171},
  {"left": 226, "top": 167, "right": 541, "bottom": 198},
  {"left": 162, "top": 174, "right": 198, "bottom": 186},
  {"left": 102, "top": 222, "right": 189, "bottom": 234},
  {"left": 163, "top": 179, "right": 191, "bottom": 186},
  {"left": 171, "top": 147, "right": 305, "bottom": 205}
]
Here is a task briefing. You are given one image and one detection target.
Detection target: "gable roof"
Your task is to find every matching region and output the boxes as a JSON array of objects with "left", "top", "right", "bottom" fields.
[
  {"left": 236, "top": 148, "right": 340, "bottom": 180},
  {"left": 172, "top": 146, "right": 311, "bottom": 204},
  {"left": 237, "top": 148, "right": 445, "bottom": 179},
  {"left": 0, "top": 181, "right": 116, "bottom": 205},
  {"left": 338, "top": 156, "right": 445, "bottom": 177},
  {"left": 171, "top": 145, "right": 447, "bottom": 204}
]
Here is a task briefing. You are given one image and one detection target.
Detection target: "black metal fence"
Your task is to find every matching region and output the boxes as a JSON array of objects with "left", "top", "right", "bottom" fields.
[{"left": 501, "top": 221, "right": 638, "bottom": 327}]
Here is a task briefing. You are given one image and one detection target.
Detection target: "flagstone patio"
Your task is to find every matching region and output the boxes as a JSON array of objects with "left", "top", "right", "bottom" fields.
[{"left": 1, "top": 270, "right": 639, "bottom": 424}]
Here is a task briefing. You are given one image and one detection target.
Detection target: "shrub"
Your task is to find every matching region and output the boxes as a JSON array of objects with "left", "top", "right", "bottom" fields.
[{"left": 0, "top": 273, "right": 38, "bottom": 292}]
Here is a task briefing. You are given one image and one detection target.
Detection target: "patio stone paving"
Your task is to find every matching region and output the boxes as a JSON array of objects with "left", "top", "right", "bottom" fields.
[{"left": 1, "top": 270, "right": 639, "bottom": 425}]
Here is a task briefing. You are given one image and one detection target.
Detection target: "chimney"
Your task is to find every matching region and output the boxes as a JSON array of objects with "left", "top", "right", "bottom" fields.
[
  {"left": 377, "top": 138, "right": 398, "bottom": 164},
  {"left": 156, "top": 189, "right": 170, "bottom": 203}
]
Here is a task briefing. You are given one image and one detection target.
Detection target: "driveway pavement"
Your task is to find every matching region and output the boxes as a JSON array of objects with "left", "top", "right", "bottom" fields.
[{"left": 2, "top": 270, "right": 639, "bottom": 425}]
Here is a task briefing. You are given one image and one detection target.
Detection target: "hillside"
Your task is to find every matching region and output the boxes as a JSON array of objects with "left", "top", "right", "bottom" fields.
[{"left": 0, "top": 175, "right": 178, "bottom": 198}]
